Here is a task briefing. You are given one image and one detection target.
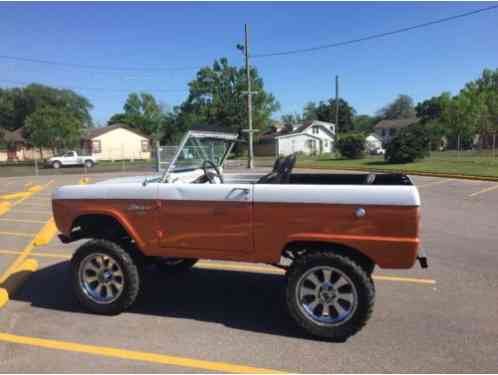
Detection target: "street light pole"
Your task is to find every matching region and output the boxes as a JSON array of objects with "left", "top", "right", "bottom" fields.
[{"left": 244, "top": 24, "right": 254, "bottom": 169}]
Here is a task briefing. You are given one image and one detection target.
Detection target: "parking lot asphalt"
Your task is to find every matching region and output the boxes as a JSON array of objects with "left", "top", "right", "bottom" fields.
[{"left": 0, "top": 169, "right": 497, "bottom": 372}]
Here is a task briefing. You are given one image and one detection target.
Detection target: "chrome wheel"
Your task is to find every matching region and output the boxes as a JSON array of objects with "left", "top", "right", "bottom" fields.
[
  {"left": 79, "top": 253, "right": 125, "bottom": 304},
  {"left": 296, "top": 266, "right": 358, "bottom": 326}
]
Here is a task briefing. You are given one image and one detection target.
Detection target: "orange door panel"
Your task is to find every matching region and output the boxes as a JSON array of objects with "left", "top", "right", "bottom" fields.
[
  {"left": 159, "top": 201, "right": 252, "bottom": 252},
  {"left": 157, "top": 184, "right": 253, "bottom": 253}
]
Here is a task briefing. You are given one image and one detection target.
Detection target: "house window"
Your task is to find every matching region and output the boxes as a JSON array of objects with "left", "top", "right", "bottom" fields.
[
  {"left": 92, "top": 140, "right": 101, "bottom": 154},
  {"left": 389, "top": 128, "right": 396, "bottom": 136},
  {"left": 312, "top": 126, "right": 319, "bottom": 135},
  {"left": 381, "top": 129, "right": 386, "bottom": 137},
  {"left": 141, "top": 140, "right": 150, "bottom": 152},
  {"left": 325, "top": 141, "right": 329, "bottom": 148}
]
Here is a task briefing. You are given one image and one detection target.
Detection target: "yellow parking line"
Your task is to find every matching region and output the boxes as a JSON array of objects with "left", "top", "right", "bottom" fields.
[
  {"left": 0, "top": 259, "right": 38, "bottom": 308},
  {"left": 372, "top": 275, "right": 435, "bottom": 285},
  {"left": 417, "top": 179, "right": 454, "bottom": 188},
  {"left": 468, "top": 184, "right": 498, "bottom": 197},
  {"left": 196, "top": 262, "right": 436, "bottom": 285},
  {"left": 0, "top": 332, "right": 284, "bottom": 373},
  {"left": 11, "top": 209, "right": 51, "bottom": 215},
  {"left": 0, "top": 213, "right": 58, "bottom": 309},
  {"left": 18, "top": 202, "right": 50, "bottom": 208},
  {"left": 0, "top": 180, "right": 54, "bottom": 217},
  {"left": 0, "top": 250, "right": 70, "bottom": 259},
  {"left": 0, "top": 231, "right": 36, "bottom": 238},
  {"left": 0, "top": 250, "right": 436, "bottom": 286},
  {"left": 0, "top": 218, "right": 47, "bottom": 224}
]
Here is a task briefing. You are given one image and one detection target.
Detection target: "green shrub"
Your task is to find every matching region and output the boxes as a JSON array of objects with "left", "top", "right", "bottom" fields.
[
  {"left": 385, "top": 123, "right": 430, "bottom": 163},
  {"left": 336, "top": 133, "right": 366, "bottom": 159}
]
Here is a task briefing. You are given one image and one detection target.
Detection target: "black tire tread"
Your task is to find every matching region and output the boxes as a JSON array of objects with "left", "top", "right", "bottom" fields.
[{"left": 71, "top": 239, "right": 140, "bottom": 315}]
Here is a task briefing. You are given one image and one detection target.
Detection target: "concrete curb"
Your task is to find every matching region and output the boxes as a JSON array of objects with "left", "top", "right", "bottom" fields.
[{"left": 297, "top": 164, "right": 498, "bottom": 182}]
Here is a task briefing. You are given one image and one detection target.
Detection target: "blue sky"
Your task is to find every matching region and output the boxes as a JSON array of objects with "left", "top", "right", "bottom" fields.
[{"left": 1, "top": 1, "right": 497, "bottom": 124}]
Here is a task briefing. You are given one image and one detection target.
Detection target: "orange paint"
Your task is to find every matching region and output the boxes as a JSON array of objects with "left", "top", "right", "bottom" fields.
[{"left": 53, "top": 198, "right": 420, "bottom": 269}]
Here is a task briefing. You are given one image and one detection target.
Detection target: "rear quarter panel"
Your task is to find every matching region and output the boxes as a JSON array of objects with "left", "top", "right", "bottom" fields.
[{"left": 252, "top": 184, "right": 421, "bottom": 268}]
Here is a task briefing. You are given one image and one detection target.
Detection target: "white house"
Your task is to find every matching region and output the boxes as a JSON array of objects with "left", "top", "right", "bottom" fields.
[
  {"left": 365, "top": 133, "right": 383, "bottom": 153},
  {"left": 276, "top": 120, "right": 335, "bottom": 156},
  {"left": 83, "top": 123, "right": 151, "bottom": 161},
  {"left": 374, "top": 118, "right": 419, "bottom": 145}
]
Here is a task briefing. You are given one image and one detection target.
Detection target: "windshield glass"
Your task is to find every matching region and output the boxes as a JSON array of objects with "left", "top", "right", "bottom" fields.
[
  {"left": 160, "top": 130, "right": 238, "bottom": 181},
  {"left": 175, "top": 137, "right": 229, "bottom": 169}
]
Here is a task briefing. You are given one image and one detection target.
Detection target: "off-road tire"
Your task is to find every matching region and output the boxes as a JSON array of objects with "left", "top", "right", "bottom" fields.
[
  {"left": 84, "top": 160, "right": 94, "bottom": 168},
  {"left": 154, "top": 258, "right": 198, "bottom": 273},
  {"left": 71, "top": 239, "right": 140, "bottom": 315},
  {"left": 286, "top": 251, "right": 375, "bottom": 341},
  {"left": 52, "top": 161, "right": 61, "bottom": 169}
]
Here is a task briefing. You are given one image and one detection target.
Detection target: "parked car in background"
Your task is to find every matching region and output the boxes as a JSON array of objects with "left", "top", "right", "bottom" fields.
[
  {"left": 47, "top": 151, "right": 97, "bottom": 169},
  {"left": 365, "top": 134, "right": 386, "bottom": 155}
]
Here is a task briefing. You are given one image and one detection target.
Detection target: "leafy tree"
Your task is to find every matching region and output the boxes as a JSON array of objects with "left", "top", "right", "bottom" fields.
[
  {"left": 352, "top": 114, "right": 380, "bottom": 133},
  {"left": 25, "top": 106, "right": 82, "bottom": 156},
  {"left": 176, "top": 58, "right": 280, "bottom": 133},
  {"left": 109, "top": 93, "right": 176, "bottom": 142},
  {"left": 460, "top": 69, "right": 498, "bottom": 149},
  {"left": 0, "top": 84, "right": 93, "bottom": 132},
  {"left": 281, "top": 113, "right": 302, "bottom": 125},
  {"left": 385, "top": 123, "right": 430, "bottom": 163},
  {"left": 303, "top": 98, "right": 355, "bottom": 133},
  {"left": 378, "top": 94, "right": 416, "bottom": 120},
  {"left": 416, "top": 92, "right": 451, "bottom": 123},
  {"left": 336, "top": 133, "right": 366, "bottom": 159},
  {"left": 441, "top": 95, "right": 476, "bottom": 151},
  {"left": 302, "top": 102, "right": 318, "bottom": 121}
]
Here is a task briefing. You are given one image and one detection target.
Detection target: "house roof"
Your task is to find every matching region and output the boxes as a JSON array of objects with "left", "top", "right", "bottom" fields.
[
  {"left": 84, "top": 123, "right": 149, "bottom": 140},
  {"left": 277, "top": 120, "right": 335, "bottom": 139},
  {"left": 374, "top": 118, "right": 419, "bottom": 130},
  {"left": 2, "top": 128, "right": 25, "bottom": 143}
]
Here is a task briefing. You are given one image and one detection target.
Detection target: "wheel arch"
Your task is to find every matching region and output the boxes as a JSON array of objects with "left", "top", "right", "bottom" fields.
[
  {"left": 282, "top": 241, "right": 375, "bottom": 274},
  {"left": 71, "top": 213, "right": 146, "bottom": 261}
]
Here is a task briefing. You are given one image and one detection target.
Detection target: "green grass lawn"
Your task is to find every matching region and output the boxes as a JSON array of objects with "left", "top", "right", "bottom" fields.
[{"left": 295, "top": 151, "right": 498, "bottom": 178}]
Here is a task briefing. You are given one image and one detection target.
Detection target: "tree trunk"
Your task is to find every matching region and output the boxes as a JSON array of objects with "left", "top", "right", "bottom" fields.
[{"left": 457, "top": 134, "right": 461, "bottom": 157}]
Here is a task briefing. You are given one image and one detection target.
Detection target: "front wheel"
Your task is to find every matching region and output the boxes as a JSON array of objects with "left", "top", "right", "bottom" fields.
[
  {"left": 154, "top": 257, "right": 198, "bottom": 273},
  {"left": 71, "top": 239, "right": 140, "bottom": 315},
  {"left": 286, "top": 252, "right": 375, "bottom": 341}
]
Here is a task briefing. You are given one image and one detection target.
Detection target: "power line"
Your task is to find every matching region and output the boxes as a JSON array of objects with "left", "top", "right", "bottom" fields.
[
  {"left": 0, "top": 79, "right": 187, "bottom": 94},
  {"left": 0, "top": 55, "right": 202, "bottom": 72},
  {"left": 251, "top": 5, "right": 498, "bottom": 58}
]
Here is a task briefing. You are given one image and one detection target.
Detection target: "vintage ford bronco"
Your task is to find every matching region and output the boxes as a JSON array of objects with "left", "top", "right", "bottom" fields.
[{"left": 52, "top": 127, "right": 427, "bottom": 340}]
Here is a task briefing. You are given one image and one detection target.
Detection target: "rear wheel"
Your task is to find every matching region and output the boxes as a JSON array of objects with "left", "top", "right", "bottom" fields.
[
  {"left": 52, "top": 161, "right": 61, "bottom": 169},
  {"left": 84, "top": 160, "right": 94, "bottom": 168},
  {"left": 71, "top": 239, "right": 140, "bottom": 315},
  {"left": 154, "top": 257, "right": 198, "bottom": 273},
  {"left": 286, "top": 252, "right": 375, "bottom": 341}
]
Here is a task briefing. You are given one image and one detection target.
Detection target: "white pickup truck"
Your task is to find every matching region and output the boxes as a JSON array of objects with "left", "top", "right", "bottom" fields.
[{"left": 47, "top": 151, "right": 97, "bottom": 169}]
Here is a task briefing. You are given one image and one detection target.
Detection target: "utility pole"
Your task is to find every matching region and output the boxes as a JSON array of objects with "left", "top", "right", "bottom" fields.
[
  {"left": 240, "top": 24, "right": 258, "bottom": 169},
  {"left": 335, "top": 75, "right": 339, "bottom": 129}
]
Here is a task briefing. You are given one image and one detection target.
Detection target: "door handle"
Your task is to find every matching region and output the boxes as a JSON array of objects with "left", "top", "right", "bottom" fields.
[{"left": 231, "top": 187, "right": 250, "bottom": 194}]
